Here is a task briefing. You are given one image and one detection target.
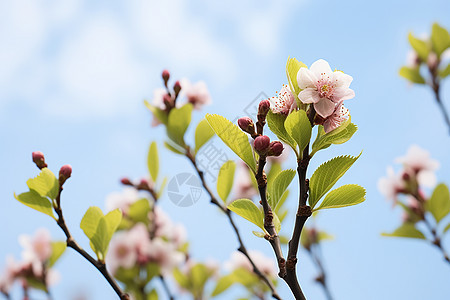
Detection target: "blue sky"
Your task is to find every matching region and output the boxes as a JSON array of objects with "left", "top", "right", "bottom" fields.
[{"left": 1, "top": 0, "right": 450, "bottom": 299}]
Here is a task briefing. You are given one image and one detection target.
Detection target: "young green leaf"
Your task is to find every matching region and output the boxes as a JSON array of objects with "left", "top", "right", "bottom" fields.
[
  {"left": 173, "top": 268, "right": 190, "bottom": 289},
  {"left": 399, "top": 66, "right": 426, "bottom": 84},
  {"left": 217, "top": 161, "right": 236, "bottom": 203},
  {"left": 408, "top": 32, "right": 430, "bottom": 61},
  {"left": 309, "top": 153, "right": 362, "bottom": 208},
  {"left": 144, "top": 100, "right": 168, "bottom": 125},
  {"left": 426, "top": 183, "right": 450, "bottom": 223},
  {"left": 439, "top": 63, "right": 450, "bottom": 78},
  {"left": 284, "top": 110, "right": 312, "bottom": 155},
  {"left": 268, "top": 169, "right": 296, "bottom": 210},
  {"left": 382, "top": 223, "right": 426, "bottom": 239},
  {"left": 211, "top": 274, "right": 235, "bottom": 297},
  {"left": 431, "top": 23, "right": 450, "bottom": 56},
  {"left": 167, "top": 104, "right": 193, "bottom": 147},
  {"left": 318, "top": 231, "right": 334, "bottom": 242},
  {"left": 228, "top": 199, "right": 264, "bottom": 231},
  {"left": 127, "top": 198, "right": 151, "bottom": 225},
  {"left": 147, "top": 289, "right": 158, "bottom": 300},
  {"left": 14, "top": 191, "right": 55, "bottom": 219},
  {"left": 314, "top": 184, "right": 365, "bottom": 211},
  {"left": 311, "top": 120, "right": 357, "bottom": 155},
  {"left": 48, "top": 241, "right": 66, "bottom": 267},
  {"left": 444, "top": 223, "right": 450, "bottom": 234},
  {"left": 147, "top": 141, "right": 159, "bottom": 182},
  {"left": 266, "top": 111, "right": 297, "bottom": 152},
  {"left": 26, "top": 168, "right": 59, "bottom": 200},
  {"left": 252, "top": 231, "right": 266, "bottom": 238},
  {"left": 190, "top": 264, "right": 210, "bottom": 294},
  {"left": 205, "top": 114, "right": 256, "bottom": 172},
  {"left": 286, "top": 57, "right": 307, "bottom": 107},
  {"left": 195, "top": 118, "right": 215, "bottom": 154},
  {"left": 164, "top": 141, "right": 185, "bottom": 155}
]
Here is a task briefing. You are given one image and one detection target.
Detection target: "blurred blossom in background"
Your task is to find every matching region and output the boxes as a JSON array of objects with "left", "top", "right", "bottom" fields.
[{"left": 1, "top": 0, "right": 450, "bottom": 299}]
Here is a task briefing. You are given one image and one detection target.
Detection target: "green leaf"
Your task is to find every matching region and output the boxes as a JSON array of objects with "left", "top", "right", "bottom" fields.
[
  {"left": 147, "top": 289, "right": 158, "bottom": 300},
  {"left": 167, "top": 104, "right": 193, "bottom": 147},
  {"left": 205, "top": 114, "right": 256, "bottom": 172},
  {"left": 26, "top": 168, "right": 59, "bottom": 200},
  {"left": 439, "top": 63, "right": 450, "bottom": 78},
  {"left": 158, "top": 177, "right": 168, "bottom": 198},
  {"left": 146, "top": 263, "right": 160, "bottom": 283},
  {"left": 80, "top": 207, "right": 121, "bottom": 260},
  {"left": 144, "top": 100, "right": 168, "bottom": 125},
  {"left": 408, "top": 32, "right": 430, "bottom": 61},
  {"left": 164, "top": 141, "right": 185, "bottom": 155},
  {"left": 173, "top": 268, "right": 189, "bottom": 289},
  {"left": 286, "top": 57, "right": 307, "bottom": 107},
  {"left": 318, "top": 231, "right": 334, "bottom": 242},
  {"left": 284, "top": 110, "right": 312, "bottom": 155},
  {"left": 311, "top": 120, "right": 357, "bottom": 155},
  {"left": 195, "top": 118, "right": 215, "bottom": 154},
  {"left": 268, "top": 169, "right": 296, "bottom": 210},
  {"left": 147, "top": 141, "right": 159, "bottom": 182},
  {"left": 444, "top": 223, "right": 450, "bottom": 234},
  {"left": 399, "top": 66, "right": 426, "bottom": 84},
  {"left": 127, "top": 199, "right": 151, "bottom": 225},
  {"left": 382, "top": 222, "right": 426, "bottom": 239},
  {"left": 426, "top": 183, "right": 450, "bottom": 223},
  {"left": 217, "top": 161, "right": 236, "bottom": 203},
  {"left": 273, "top": 212, "right": 281, "bottom": 233},
  {"left": 190, "top": 264, "right": 210, "bottom": 293},
  {"left": 212, "top": 274, "right": 235, "bottom": 297},
  {"left": 309, "top": 153, "right": 361, "bottom": 208},
  {"left": 315, "top": 184, "right": 366, "bottom": 211},
  {"left": 252, "top": 231, "right": 266, "bottom": 238},
  {"left": 431, "top": 23, "right": 450, "bottom": 56},
  {"left": 14, "top": 191, "right": 55, "bottom": 219},
  {"left": 48, "top": 241, "right": 66, "bottom": 267},
  {"left": 228, "top": 199, "right": 264, "bottom": 231},
  {"left": 266, "top": 111, "right": 297, "bottom": 152}
]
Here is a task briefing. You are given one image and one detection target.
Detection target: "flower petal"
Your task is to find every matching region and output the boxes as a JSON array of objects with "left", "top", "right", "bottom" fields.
[
  {"left": 333, "top": 71, "right": 353, "bottom": 88},
  {"left": 314, "top": 98, "right": 335, "bottom": 118},
  {"left": 310, "top": 59, "right": 332, "bottom": 77},
  {"left": 297, "top": 68, "right": 317, "bottom": 89},
  {"left": 333, "top": 87, "right": 355, "bottom": 102},
  {"left": 298, "top": 88, "right": 320, "bottom": 104}
]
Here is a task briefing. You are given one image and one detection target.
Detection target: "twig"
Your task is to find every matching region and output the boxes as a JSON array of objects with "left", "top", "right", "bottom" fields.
[
  {"left": 307, "top": 245, "right": 333, "bottom": 300},
  {"left": 429, "top": 62, "right": 450, "bottom": 134},
  {"left": 54, "top": 187, "right": 129, "bottom": 300},
  {"left": 159, "top": 275, "right": 175, "bottom": 300},
  {"left": 185, "top": 149, "right": 282, "bottom": 300}
]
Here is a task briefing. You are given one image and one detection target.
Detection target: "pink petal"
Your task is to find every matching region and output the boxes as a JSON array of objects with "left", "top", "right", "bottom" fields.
[
  {"left": 333, "top": 87, "right": 355, "bottom": 102},
  {"left": 297, "top": 68, "right": 317, "bottom": 89},
  {"left": 333, "top": 71, "right": 353, "bottom": 88},
  {"left": 310, "top": 59, "right": 332, "bottom": 77},
  {"left": 298, "top": 88, "right": 320, "bottom": 104},
  {"left": 314, "top": 98, "right": 335, "bottom": 118}
]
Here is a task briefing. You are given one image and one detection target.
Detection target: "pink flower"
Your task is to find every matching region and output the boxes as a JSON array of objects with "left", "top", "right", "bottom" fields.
[
  {"left": 180, "top": 79, "right": 212, "bottom": 110},
  {"left": 323, "top": 101, "right": 350, "bottom": 133},
  {"left": 19, "top": 228, "right": 52, "bottom": 264},
  {"left": 0, "top": 256, "right": 20, "bottom": 294},
  {"left": 105, "top": 188, "right": 140, "bottom": 215},
  {"left": 225, "top": 250, "right": 276, "bottom": 278},
  {"left": 297, "top": 59, "right": 355, "bottom": 118},
  {"left": 269, "top": 84, "right": 297, "bottom": 115},
  {"left": 378, "top": 167, "right": 406, "bottom": 201}
]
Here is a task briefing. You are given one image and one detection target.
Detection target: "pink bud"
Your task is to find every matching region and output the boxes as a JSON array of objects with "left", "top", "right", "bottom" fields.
[
  {"left": 238, "top": 117, "right": 255, "bottom": 135},
  {"left": 254, "top": 135, "right": 271, "bottom": 154},
  {"left": 59, "top": 164, "right": 72, "bottom": 185},
  {"left": 258, "top": 100, "right": 271, "bottom": 117},
  {"left": 120, "top": 177, "right": 132, "bottom": 186},
  {"left": 32, "top": 151, "right": 47, "bottom": 169},
  {"left": 173, "top": 81, "right": 182, "bottom": 96},
  {"left": 268, "top": 141, "right": 284, "bottom": 157},
  {"left": 163, "top": 94, "right": 173, "bottom": 108},
  {"left": 162, "top": 69, "right": 170, "bottom": 84}
]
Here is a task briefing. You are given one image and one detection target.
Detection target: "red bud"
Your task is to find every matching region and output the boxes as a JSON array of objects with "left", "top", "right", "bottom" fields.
[
  {"left": 59, "top": 164, "right": 72, "bottom": 185},
  {"left": 254, "top": 135, "right": 271, "bottom": 155},
  {"left": 162, "top": 69, "right": 170, "bottom": 85},
  {"left": 268, "top": 141, "right": 284, "bottom": 157},
  {"left": 32, "top": 151, "right": 47, "bottom": 169}
]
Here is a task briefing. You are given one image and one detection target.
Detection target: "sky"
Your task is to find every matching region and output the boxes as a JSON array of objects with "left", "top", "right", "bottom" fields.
[{"left": 1, "top": 0, "right": 450, "bottom": 299}]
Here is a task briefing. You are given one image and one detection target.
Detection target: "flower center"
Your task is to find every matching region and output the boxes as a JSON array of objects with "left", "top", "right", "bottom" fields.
[{"left": 316, "top": 77, "right": 335, "bottom": 99}]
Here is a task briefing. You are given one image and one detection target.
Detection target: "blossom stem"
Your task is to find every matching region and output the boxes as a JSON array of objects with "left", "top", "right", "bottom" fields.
[
  {"left": 54, "top": 187, "right": 129, "bottom": 300},
  {"left": 184, "top": 148, "right": 282, "bottom": 300}
]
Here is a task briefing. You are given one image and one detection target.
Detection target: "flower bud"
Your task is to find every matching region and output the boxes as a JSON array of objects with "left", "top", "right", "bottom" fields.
[
  {"left": 254, "top": 135, "right": 271, "bottom": 155},
  {"left": 268, "top": 141, "right": 284, "bottom": 157},
  {"left": 238, "top": 117, "right": 256, "bottom": 135},
  {"left": 173, "top": 81, "right": 182, "bottom": 97},
  {"left": 163, "top": 94, "right": 173, "bottom": 109},
  {"left": 120, "top": 177, "right": 132, "bottom": 186},
  {"left": 32, "top": 151, "right": 47, "bottom": 169},
  {"left": 258, "top": 100, "right": 271, "bottom": 117},
  {"left": 427, "top": 52, "right": 439, "bottom": 71},
  {"left": 59, "top": 164, "right": 72, "bottom": 185},
  {"left": 137, "top": 178, "right": 150, "bottom": 190},
  {"left": 162, "top": 69, "right": 170, "bottom": 85}
]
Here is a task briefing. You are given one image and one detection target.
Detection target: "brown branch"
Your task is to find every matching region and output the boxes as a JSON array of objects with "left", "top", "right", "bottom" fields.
[
  {"left": 185, "top": 149, "right": 282, "bottom": 300},
  {"left": 54, "top": 187, "right": 129, "bottom": 300},
  {"left": 428, "top": 61, "right": 450, "bottom": 134}
]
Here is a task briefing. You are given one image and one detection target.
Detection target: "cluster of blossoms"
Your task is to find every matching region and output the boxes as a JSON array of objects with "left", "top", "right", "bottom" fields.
[
  {"left": 106, "top": 188, "right": 187, "bottom": 275},
  {"left": 270, "top": 59, "right": 355, "bottom": 133},
  {"left": 0, "top": 229, "right": 59, "bottom": 297},
  {"left": 378, "top": 145, "right": 440, "bottom": 221},
  {"left": 151, "top": 70, "right": 212, "bottom": 126}
]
